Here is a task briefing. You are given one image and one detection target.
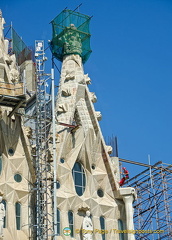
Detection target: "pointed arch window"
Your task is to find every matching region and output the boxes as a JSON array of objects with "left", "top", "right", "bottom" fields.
[
  {"left": 118, "top": 219, "right": 124, "bottom": 240},
  {"left": 2, "top": 200, "right": 6, "bottom": 228},
  {"left": 68, "top": 210, "right": 74, "bottom": 237},
  {"left": 57, "top": 208, "right": 60, "bottom": 235},
  {"left": 72, "top": 162, "right": 86, "bottom": 196},
  {"left": 15, "top": 202, "right": 21, "bottom": 230},
  {"left": 100, "top": 216, "right": 106, "bottom": 240}
]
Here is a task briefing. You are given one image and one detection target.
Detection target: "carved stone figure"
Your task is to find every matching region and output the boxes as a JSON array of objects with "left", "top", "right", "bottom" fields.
[
  {"left": 84, "top": 74, "right": 91, "bottom": 84},
  {"left": 24, "top": 126, "right": 32, "bottom": 139},
  {"left": 9, "top": 68, "right": 19, "bottom": 83},
  {"left": 63, "top": 24, "right": 82, "bottom": 56},
  {"left": 57, "top": 103, "right": 68, "bottom": 113},
  {"left": 0, "top": 10, "right": 5, "bottom": 41},
  {"left": 0, "top": 11, "right": 19, "bottom": 84},
  {"left": 61, "top": 87, "right": 71, "bottom": 96},
  {"left": 65, "top": 70, "right": 75, "bottom": 81},
  {"left": 0, "top": 196, "right": 5, "bottom": 238},
  {"left": 89, "top": 92, "right": 97, "bottom": 103},
  {"left": 106, "top": 145, "right": 113, "bottom": 154},
  {"left": 95, "top": 111, "right": 102, "bottom": 121},
  {"left": 82, "top": 211, "right": 93, "bottom": 240}
]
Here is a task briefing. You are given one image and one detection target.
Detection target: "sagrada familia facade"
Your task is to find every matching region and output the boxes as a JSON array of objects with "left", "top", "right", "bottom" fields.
[{"left": 0, "top": 9, "right": 136, "bottom": 240}]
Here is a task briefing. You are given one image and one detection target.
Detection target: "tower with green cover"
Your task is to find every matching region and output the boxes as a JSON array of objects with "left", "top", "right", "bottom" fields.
[{"left": 49, "top": 9, "right": 92, "bottom": 64}]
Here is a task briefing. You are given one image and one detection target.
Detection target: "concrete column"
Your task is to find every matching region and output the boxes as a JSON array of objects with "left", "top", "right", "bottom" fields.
[{"left": 119, "top": 187, "right": 136, "bottom": 240}]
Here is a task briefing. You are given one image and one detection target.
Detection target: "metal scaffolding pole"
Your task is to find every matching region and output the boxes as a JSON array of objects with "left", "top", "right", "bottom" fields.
[
  {"left": 34, "top": 40, "right": 54, "bottom": 240},
  {"left": 51, "top": 59, "right": 57, "bottom": 239}
]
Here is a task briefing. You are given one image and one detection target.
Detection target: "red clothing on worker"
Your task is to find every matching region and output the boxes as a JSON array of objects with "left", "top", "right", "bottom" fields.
[
  {"left": 119, "top": 177, "right": 125, "bottom": 186},
  {"left": 119, "top": 167, "right": 129, "bottom": 186}
]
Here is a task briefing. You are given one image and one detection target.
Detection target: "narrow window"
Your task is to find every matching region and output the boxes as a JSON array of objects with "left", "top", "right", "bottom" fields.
[
  {"left": 68, "top": 210, "right": 74, "bottom": 237},
  {"left": 0, "top": 155, "right": 2, "bottom": 175},
  {"left": 118, "top": 219, "right": 124, "bottom": 240},
  {"left": 15, "top": 202, "right": 21, "bottom": 230},
  {"left": 72, "top": 162, "right": 86, "bottom": 196},
  {"left": 57, "top": 208, "right": 60, "bottom": 235},
  {"left": 2, "top": 200, "right": 6, "bottom": 228},
  {"left": 100, "top": 216, "right": 105, "bottom": 240},
  {"left": 8, "top": 148, "right": 14, "bottom": 156}
]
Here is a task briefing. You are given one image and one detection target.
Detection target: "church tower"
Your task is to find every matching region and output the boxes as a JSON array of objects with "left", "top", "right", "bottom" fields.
[{"left": 49, "top": 9, "right": 136, "bottom": 240}]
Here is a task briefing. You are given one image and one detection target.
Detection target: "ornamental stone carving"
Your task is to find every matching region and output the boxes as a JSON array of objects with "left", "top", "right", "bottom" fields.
[{"left": 82, "top": 211, "right": 93, "bottom": 240}]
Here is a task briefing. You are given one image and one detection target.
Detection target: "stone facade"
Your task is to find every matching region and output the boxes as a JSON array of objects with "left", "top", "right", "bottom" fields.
[{"left": 53, "top": 53, "right": 136, "bottom": 240}]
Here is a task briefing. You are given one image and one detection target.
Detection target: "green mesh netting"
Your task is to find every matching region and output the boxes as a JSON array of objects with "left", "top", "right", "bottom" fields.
[
  {"left": 12, "top": 28, "right": 32, "bottom": 65},
  {"left": 49, "top": 9, "right": 92, "bottom": 64}
]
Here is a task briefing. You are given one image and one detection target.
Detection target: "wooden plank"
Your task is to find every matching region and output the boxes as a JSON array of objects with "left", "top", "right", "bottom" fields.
[{"left": 0, "top": 82, "right": 24, "bottom": 96}]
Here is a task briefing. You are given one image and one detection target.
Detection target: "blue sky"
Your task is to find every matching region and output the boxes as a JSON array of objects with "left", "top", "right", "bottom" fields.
[{"left": 1, "top": 0, "right": 172, "bottom": 176}]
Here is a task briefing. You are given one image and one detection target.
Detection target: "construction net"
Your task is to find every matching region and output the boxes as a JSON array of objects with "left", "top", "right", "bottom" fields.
[
  {"left": 49, "top": 9, "right": 92, "bottom": 64},
  {"left": 12, "top": 28, "right": 32, "bottom": 65}
]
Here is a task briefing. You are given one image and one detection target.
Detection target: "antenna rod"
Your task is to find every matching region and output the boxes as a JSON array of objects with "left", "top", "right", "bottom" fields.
[{"left": 73, "top": 3, "right": 83, "bottom": 12}]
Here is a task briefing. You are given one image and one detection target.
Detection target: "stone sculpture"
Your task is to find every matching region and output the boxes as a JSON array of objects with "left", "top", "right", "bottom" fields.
[
  {"left": 0, "top": 196, "right": 5, "bottom": 238},
  {"left": 89, "top": 92, "right": 97, "bottom": 103},
  {"left": 63, "top": 24, "right": 82, "bottom": 56},
  {"left": 82, "top": 211, "right": 93, "bottom": 240},
  {"left": 84, "top": 74, "right": 91, "bottom": 85},
  {"left": 0, "top": 11, "right": 19, "bottom": 84},
  {"left": 95, "top": 111, "right": 102, "bottom": 121}
]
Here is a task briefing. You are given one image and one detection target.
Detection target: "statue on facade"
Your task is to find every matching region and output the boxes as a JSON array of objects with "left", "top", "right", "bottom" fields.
[
  {"left": 82, "top": 211, "right": 93, "bottom": 240},
  {"left": 0, "top": 10, "right": 19, "bottom": 84},
  {"left": 0, "top": 196, "right": 5, "bottom": 238}
]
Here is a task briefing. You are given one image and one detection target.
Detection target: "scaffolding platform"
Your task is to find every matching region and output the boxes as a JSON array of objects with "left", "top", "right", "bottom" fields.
[
  {"left": 0, "top": 94, "right": 26, "bottom": 108},
  {"left": 125, "top": 161, "right": 172, "bottom": 240},
  {"left": 0, "top": 81, "right": 26, "bottom": 108}
]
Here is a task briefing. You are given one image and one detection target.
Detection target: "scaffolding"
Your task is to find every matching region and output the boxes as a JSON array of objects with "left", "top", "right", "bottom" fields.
[
  {"left": 49, "top": 9, "right": 92, "bottom": 63},
  {"left": 123, "top": 161, "right": 172, "bottom": 240},
  {"left": 106, "top": 136, "right": 172, "bottom": 239},
  {"left": 34, "top": 40, "right": 55, "bottom": 239}
]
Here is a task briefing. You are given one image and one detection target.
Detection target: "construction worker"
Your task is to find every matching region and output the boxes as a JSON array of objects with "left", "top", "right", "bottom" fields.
[{"left": 119, "top": 167, "right": 129, "bottom": 186}]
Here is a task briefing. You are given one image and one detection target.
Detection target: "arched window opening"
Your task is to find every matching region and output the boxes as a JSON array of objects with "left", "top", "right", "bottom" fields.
[
  {"left": 57, "top": 208, "right": 60, "bottom": 235},
  {"left": 100, "top": 216, "right": 106, "bottom": 240},
  {"left": 2, "top": 200, "right": 6, "bottom": 228},
  {"left": 68, "top": 210, "right": 74, "bottom": 237},
  {"left": 15, "top": 202, "right": 21, "bottom": 230},
  {"left": 72, "top": 162, "right": 86, "bottom": 196},
  {"left": 118, "top": 219, "right": 124, "bottom": 240}
]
